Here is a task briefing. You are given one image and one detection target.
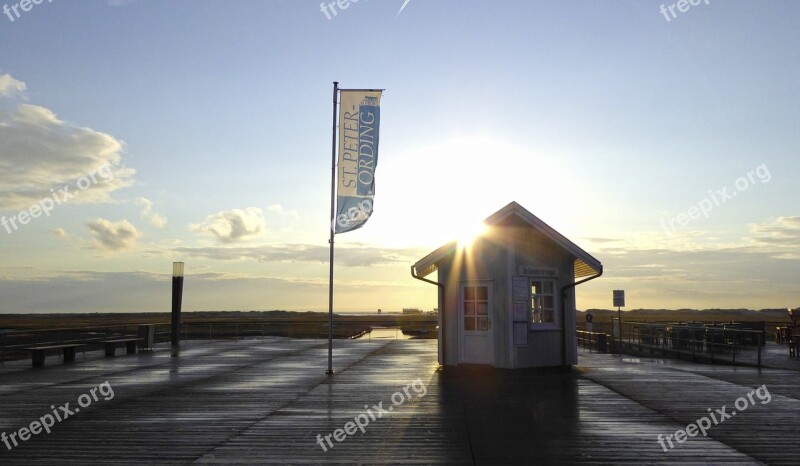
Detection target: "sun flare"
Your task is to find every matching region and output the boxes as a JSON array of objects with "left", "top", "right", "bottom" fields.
[{"left": 456, "top": 223, "right": 488, "bottom": 248}]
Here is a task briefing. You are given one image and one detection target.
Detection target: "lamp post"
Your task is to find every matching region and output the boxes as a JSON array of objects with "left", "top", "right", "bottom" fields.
[{"left": 171, "top": 262, "right": 184, "bottom": 347}]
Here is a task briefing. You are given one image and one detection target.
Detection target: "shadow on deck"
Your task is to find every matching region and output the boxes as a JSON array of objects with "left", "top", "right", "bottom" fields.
[{"left": 0, "top": 339, "right": 797, "bottom": 464}]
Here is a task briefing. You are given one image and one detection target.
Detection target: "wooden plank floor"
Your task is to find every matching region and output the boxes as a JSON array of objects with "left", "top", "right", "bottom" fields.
[
  {"left": 578, "top": 350, "right": 800, "bottom": 465},
  {"left": 0, "top": 338, "right": 791, "bottom": 464},
  {"left": 619, "top": 339, "right": 800, "bottom": 372}
]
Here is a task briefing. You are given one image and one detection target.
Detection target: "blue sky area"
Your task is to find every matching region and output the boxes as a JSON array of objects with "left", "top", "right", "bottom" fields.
[{"left": 0, "top": 0, "right": 798, "bottom": 312}]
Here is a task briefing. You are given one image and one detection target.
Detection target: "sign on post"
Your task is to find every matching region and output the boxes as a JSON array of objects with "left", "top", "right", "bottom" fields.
[
  {"left": 613, "top": 290, "right": 625, "bottom": 308},
  {"left": 613, "top": 290, "right": 625, "bottom": 343}
]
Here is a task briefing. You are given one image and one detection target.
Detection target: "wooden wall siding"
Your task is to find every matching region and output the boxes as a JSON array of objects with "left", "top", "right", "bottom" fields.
[
  {"left": 435, "top": 222, "right": 583, "bottom": 368},
  {"left": 508, "top": 223, "right": 579, "bottom": 368}
]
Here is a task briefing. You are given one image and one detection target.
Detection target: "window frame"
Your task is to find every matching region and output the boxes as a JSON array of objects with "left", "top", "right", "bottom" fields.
[
  {"left": 462, "top": 284, "right": 490, "bottom": 333},
  {"left": 528, "top": 278, "right": 559, "bottom": 330}
]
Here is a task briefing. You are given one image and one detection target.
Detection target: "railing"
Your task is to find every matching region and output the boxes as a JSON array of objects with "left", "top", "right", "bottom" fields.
[
  {"left": 0, "top": 323, "right": 149, "bottom": 363},
  {"left": 576, "top": 330, "right": 610, "bottom": 353},
  {"left": 610, "top": 321, "right": 765, "bottom": 367},
  {"left": 0, "top": 319, "right": 436, "bottom": 364},
  {"left": 183, "top": 321, "right": 393, "bottom": 342}
]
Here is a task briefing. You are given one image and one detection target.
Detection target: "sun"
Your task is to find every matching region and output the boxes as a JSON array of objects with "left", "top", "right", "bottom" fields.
[{"left": 456, "top": 222, "right": 488, "bottom": 249}]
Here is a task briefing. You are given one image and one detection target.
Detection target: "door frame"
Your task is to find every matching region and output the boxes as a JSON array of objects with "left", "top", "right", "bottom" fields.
[{"left": 457, "top": 280, "right": 494, "bottom": 365}]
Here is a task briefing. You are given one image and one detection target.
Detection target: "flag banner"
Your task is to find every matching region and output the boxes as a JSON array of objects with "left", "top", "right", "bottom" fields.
[{"left": 335, "top": 90, "right": 382, "bottom": 234}]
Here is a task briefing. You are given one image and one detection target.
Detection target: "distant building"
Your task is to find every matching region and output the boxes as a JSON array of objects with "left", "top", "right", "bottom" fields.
[
  {"left": 402, "top": 308, "right": 423, "bottom": 315},
  {"left": 412, "top": 202, "right": 602, "bottom": 369}
]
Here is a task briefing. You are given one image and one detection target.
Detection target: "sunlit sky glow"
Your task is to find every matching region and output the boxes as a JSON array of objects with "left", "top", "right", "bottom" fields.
[{"left": 0, "top": 0, "right": 798, "bottom": 313}]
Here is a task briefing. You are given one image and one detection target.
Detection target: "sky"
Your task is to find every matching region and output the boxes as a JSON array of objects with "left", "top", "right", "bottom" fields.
[{"left": 0, "top": 0, "right": 798, "bottom": 314}]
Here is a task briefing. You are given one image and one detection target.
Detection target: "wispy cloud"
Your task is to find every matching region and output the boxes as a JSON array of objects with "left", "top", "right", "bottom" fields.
[
  {"left": 172, "top": 243, "right": 425, "bottom": 267},
  {"left": 86, "top": 218, "right": 142, "bottom": 251},
  {"left": 0, "top": 74, "right": 26, "bottom": 97},
  {"left": 397, "top": 0, "right": 411, "bottom": 15},
  {"left": 748, "top": 217, "right": 800, "bottom": 248},
  {"left": 584, "top": 237, "right": 624, "bottom": 244},
  {"left": 0, "top": 270, "right": 417, "bottom": 313},
  {"left": 190, "top": 207, "right": 266, "bottom": 243},
  {"left": 266, "top": 204, "right": 298, "bottom": 217},
  {"left": 0, "top": 75, "right": 135, "bottom": 211},
  {"left": 135, "top": 197, "right": 167, "bottom": 228}
]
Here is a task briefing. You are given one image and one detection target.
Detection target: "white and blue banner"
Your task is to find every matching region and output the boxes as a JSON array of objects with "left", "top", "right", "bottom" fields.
[{"left": 335, "top": 90, "right": 382, "bottom": 234}]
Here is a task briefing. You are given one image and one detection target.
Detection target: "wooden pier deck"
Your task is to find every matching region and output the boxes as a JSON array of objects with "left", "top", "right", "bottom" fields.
[{"left": 0, "top": 338, "right": 797, "bottom": 464}]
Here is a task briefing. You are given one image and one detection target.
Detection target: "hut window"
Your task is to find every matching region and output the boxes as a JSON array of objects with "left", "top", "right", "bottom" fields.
[
  {"left": 463, "top": 285, "right": 489, "bottom": 331},
  {"left": 530, "top": 280, "right": 556, "bottom": 324}
]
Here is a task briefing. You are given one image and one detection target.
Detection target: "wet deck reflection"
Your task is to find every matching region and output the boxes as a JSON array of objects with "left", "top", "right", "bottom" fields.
[{"left": 0, "top": 339, "right": 796, "bottom": 464}]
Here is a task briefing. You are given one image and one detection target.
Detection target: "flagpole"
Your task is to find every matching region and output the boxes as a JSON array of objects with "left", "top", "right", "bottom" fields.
[{"left": 326, "top": 81, "right": 339, "bottom": 375}]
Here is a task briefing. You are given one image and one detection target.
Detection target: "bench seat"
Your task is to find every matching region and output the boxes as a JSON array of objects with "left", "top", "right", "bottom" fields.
[
  {"left": 25, "top": 344, "right": 84, "bottom": 367},
  {"left": 101, "top": 338, "right": 140, "bottom": 357}
]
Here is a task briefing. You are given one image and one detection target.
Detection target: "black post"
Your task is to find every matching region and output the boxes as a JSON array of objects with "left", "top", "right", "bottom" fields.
[
  {"left": 757, "top": 332, "right": 762, "bottom": 367},
  {"left": 171, "top": 262, "right": 184, "bottom": 347}
]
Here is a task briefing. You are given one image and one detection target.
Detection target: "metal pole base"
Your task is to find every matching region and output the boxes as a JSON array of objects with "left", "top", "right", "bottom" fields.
[{"left": 325, "top": 369, "right": 335, "bottom": 375}]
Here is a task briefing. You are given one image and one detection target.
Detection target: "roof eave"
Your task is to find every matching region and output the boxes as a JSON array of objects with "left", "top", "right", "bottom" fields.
[{"left": 412, "top": 241, "right": 456, "bottom": 278}]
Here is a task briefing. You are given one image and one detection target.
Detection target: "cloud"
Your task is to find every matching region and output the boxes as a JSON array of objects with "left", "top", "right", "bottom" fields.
[
  {"left": 0, "top": 75, "right": 135, "bottom": 211},
  {"left": 265, "top": 204, "right": 298, "bottom": 217},
  {"left": 86, "top": 218, "right": 142, "bottom": 251},
  {"left": 135, "top": 197, "right": 167, "bottom": 228},
  {"left": 748, "top": 217, "right": 800, "bottom": 247},
  {"left": 0, "top": 74, "right": 26, "bottom": 97},
  {"left": 577, "top": 243, "right": 800, "bottom": 309},
  {"left": 584, "top": 237, "right": 623, "bottom": 244},
  {"left": 51, "top": 227, "right": 69, "bottom": 239},
  {"left": 566, "top": 218, "right": 800, "bottom": 309},
  {"left": 0, "top": 270, "right": 419, "bottom": 313},
  {"left": 397, "top": 0, "right": 412, "bottom": 15},
  {"left": 172, "top": 243, "right": 426, "bottom": 267},
  {"left": 190, "top": 207, "right": 265, "bottom": 243}
]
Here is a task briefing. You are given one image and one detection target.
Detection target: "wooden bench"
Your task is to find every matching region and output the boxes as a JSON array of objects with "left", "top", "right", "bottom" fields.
[
  {"left": 25, "top": 344, "right": 84, "bottom": 367},
  {"left": 101, "top": 338, "right": 140, "bottom": 357}
]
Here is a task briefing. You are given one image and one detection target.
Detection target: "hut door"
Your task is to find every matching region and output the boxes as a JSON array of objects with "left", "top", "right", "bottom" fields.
[{"left": 459, "top": 283, "right": 493, "bottom": 365}]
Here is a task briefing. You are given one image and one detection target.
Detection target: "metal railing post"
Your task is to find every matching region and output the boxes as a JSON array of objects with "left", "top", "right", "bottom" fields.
[
  {"left": 710, "top": 335, "right": 715, "bottom": 364},
  {"left": 758, "top": 332, "right": 762, "bottom": 367}
]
